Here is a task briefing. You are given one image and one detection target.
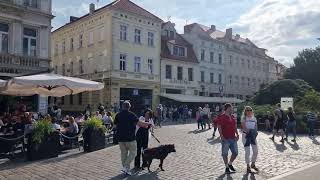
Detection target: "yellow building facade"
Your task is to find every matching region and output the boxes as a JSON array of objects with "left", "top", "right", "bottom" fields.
[{"left": 51, "top": 0, "right": 162, "bottom": 114}]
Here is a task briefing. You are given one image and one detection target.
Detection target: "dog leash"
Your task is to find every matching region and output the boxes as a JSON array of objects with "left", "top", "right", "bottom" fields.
[{"left": 151, "top": 133, "right": 161, "bottom": 144}]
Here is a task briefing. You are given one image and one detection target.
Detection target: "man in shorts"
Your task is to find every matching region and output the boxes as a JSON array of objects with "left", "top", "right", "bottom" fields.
[
  {"left": 270, "top": 103, "right": 285, "bottom": 143},
  {"left": 217, "top": 103, "right": 239, "bottom": 174}
]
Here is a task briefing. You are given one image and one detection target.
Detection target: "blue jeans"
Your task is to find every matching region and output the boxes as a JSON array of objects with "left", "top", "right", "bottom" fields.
[
  {"left": 308, "top": 121, "right": 315, "bottom": 136},
  {"left": 221, "top": 139, "right": 238, "bottom": 157},
  {"left": 286, "top": 121, "right": 296, "bottom": 139}
]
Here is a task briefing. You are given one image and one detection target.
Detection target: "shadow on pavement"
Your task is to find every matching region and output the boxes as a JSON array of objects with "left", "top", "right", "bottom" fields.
[
  {"left": 312, "top": 138, "right": 320, "bottom": 145},
  {"left": 242, "top": 173, "right": 257, "bottom": 180},
  {"left": 188, "top": 129, "right": 210, "bottom": 134},
  {"left": 287, "top": 141, "right": 300, "bottom": 150},
  {"left": 216, "top": 173, "right": 235, "bottom": 180},
  {"left": 207, "top": 137, "right": 221, "bottom": 145},
  {"left": 109, "top": 169, "right": 160, "bottom": 180},
  {"left": 273, "top": 141, "right": 287, "bottom": 152}
]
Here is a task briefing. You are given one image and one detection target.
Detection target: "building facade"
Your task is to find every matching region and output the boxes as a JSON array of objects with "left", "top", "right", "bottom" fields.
[
  {"left": 52, "top": 0, "right": 162, "bottom": 113},
  {"left": 182, "top": 23, "right": 226, "bottom": 97},
  {"left": 160, "top": 22, "right": 199, "bottom": 96},
  {"left": 183, "top": 23, "right": 278, "bottom": 100},
  {"left": 0, "top": 0, "right": 52, "bottom": 78}
]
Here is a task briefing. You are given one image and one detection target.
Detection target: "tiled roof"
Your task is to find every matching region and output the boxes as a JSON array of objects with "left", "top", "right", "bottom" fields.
[
  {"left": 53, "top": 0, "right": 162, "bottom": 33},
  {"left": 161, "top": 34, "right": 198, "bottom": 63}
]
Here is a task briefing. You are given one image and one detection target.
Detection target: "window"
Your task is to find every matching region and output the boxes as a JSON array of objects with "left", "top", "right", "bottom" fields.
[
  {"left": 210, "top": 52, "right": 214, "bottom": 63},
  {"left": 210, "top": 73, "right": 214, "bottom": 84},
  {"left": 54, "top": 43, "right": 58, "bottom": 56},
  {"left": 164, "top": 30, "right": 169, "bottom": 37},
  {"left": 134, "top": 57, "right": 141, "bottom": 72},
  {"left": 148, "top": 59, "right": 153, "bottom": 74},
  {"left": 241, "top": 59, "right": 245, "bottom": 66},
  {"left": 62, "top": 64, "right": 65, "bottom": 75},
  {"left": 88, "top": 31, "right": 94, "bottom": 45},
  {"left": 99, "top": 27, "right": 104, "bottom": 41},
  {"left": 241, "top": 77, "right": 245, "bottom": 86},
  {"left": 134, "top": 29, "right": 141, "bottom": 43},
  {"left": 177, "top": 66, "right": 183, "bottom": 80},
  {"left": 170, "top": 31, "right": 174, "bottom": 38},
  {"left": 229, "top": 56, "right": 232, "bottom": 65},
  {"left": 201, "top": 49, "right": 205, "bottom": 61},
  {"left": 218, "top": 53, "right": 222, "bottom": 64},
  {"left": 70, "top": 38, "right": 74, "bottom": 51},
  {"left": 165, "top": 65, "right": 172, "bottom": 79},
  {"left": 173, "top": 46, "right": 185, "bottom": 56},
  {"left": 218, "top": 74, "right": 222, "bottom": 84},
  {"left": 148, "top": 32, "right": 154, "bottom": 46},
  {"left": 120, "top": 54, "right": 126, "bottom": 71},
  {"left": 23, "top": 28, "right": 37, "bottom": 56},
  {"left": 79, "top": 60, "right": 84, "bottom": 74},
  {"left": 70, "top": 62, "right": 73, "bottom": 76},
  {"left": 248, "top": 78, "right": 250, "bottom": 86},
  {"left": 24, "top": 0, "right": 37, "bottom": 8},
  {"left": 120, "top": 25, "right": 127, "bottom": 41},
  {"left": 200, "top": 71, "right": 205, "bottom": 82},
  {"left": 188, "top": 68, "right": 193, "bottom": 81},
  {"left": 0, "top": 23, "right": 8, "bottom": 53},
  {"left": 78, "top": 93, "right": 82, "bottom": 105},
  {"left": 79, "top": 34, "right": 83, "bottom": 48},
  {"left": 70, "top": 94, "right": 73, "bottom": 105},
  {"left": 247, "top": 59, "right": 250, "bottom": 68},
  {"left": 235, "top": 76, "right": 239, "bottom": 86},
  {"left": 62, "top": 40, "right": 65, "bottom": 54},
  {"left": 229, "top": 75, "right": 232, "bottom": 85}
]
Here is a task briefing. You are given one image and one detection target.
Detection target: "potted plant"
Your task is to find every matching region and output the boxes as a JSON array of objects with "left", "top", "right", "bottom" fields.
[
  {"left": 26, "top": 120, "right": 60, "bottom": 161},
  {"left": 83, "top": 117, "right": 106, "bottom": 152}
]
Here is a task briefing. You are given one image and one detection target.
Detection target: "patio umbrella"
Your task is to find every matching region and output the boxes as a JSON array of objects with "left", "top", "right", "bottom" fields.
[{"left": 0, "top": 73, "right": 104, "bottom": 97}]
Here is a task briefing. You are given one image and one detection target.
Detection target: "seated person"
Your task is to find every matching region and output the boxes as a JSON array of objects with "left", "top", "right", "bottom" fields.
[
  {"left": 102, "top": 111, "right": 113, "bottom": 129},
  {"left": 62, "top": 116, "right": 79, "bottom": 136},
  {"left": 51, "top": 117, "right": 61, "bottom": 131}
]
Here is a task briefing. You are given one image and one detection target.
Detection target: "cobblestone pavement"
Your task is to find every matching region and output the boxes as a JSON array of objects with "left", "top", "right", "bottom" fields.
[{"left": 1, "top": 123, "right": 320, "bottom": 180}]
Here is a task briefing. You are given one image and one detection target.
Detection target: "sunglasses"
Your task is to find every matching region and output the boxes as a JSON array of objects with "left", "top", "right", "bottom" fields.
[{"left": 246, "top": 109, "right": 253, "bottom": 112}]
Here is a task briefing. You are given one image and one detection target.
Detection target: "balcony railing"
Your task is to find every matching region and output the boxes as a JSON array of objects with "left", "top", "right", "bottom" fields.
[{"left": 0, "top": 52, "right": 51, "bottom": 76}]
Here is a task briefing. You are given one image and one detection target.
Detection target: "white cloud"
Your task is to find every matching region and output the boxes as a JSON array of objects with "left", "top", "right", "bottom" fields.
[{"left": 229, "top": 0, "right": 320, "bottom": 66}]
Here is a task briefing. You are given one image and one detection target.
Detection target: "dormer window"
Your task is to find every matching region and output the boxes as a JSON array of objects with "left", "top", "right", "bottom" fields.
[{"left": 173, "top": 45, "right": 185, "bottom": 56}]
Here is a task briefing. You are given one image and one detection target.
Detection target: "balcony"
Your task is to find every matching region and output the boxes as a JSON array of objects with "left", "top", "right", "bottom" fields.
[{"left": 0, "top": 52, "right": 51, "bottom": 77}]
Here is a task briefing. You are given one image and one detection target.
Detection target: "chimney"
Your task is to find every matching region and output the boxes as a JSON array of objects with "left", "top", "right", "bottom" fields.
[
  {"left": 226, "top": 28, "right": 232, "bottom": 39},
  {"left": 210, "top": 25, "right": 216, "bottom": 31},
  {"left": 235, "top": 34, "right": 240, "bottom": 40},
  {"left": 89, "top": 3, "right": 95, "bottom": 14},
  {"left": 70, "top": 16, "right": 79, "bottom": 23}
]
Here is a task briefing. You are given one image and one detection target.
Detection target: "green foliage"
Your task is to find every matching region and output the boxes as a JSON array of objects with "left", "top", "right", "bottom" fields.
[
  {"left": 84, "top": 117, "right": 107, "bottom": 133},
  {"left": 237, "top": 102, "right": 274, "bottom": 118},
  {"left": 284, "top": 46, "right": 320, "bottom": 91},
  {"left": 295, "top": 90, "right": 320, "bottom": 112},
  {"left": 253, "top": 79, "right": 313, "bottom": 105},
  {"left": 32, "top": 120, "right": 54, "bottom": 146}
]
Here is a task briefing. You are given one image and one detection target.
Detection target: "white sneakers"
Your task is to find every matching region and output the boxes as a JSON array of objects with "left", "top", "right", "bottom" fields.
[{"left": 121, "top": 167, "right": 133, "bottom": 176}]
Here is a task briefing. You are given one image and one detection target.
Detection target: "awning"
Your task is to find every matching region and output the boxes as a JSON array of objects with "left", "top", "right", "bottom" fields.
[{"left": 160, "top": 93, "right": 244, "bottom": 103}]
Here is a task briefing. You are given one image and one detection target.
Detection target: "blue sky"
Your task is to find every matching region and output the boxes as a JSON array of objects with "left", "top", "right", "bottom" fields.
[{"left": 52, "top": 0, "right": 320, "bottom": 66}]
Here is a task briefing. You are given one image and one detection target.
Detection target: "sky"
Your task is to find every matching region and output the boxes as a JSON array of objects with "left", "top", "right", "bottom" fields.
[{"left": 52, "top": 0, "right": 320, "bottom": 67}]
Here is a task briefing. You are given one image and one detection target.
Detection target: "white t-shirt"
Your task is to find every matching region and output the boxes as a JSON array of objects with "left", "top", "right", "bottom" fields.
[
  {"left": 241, "top": 116, "right": 257, "bottom": 130},
  {"left": 102, "top": 115, "right": 112, "bottom": 125},
  {"left": 136, "top": 116, "right": 154, "bottom": 134}
]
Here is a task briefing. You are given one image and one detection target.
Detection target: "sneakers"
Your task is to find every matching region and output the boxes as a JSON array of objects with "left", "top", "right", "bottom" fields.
[
  {"left": 251, "top": 164, "right": 259, "bottom": 172},
  {"left": 225, "top": 167, "right": 231, "bottom": 174},
  {"left": 121, "top": 168, "right": 133, "bottom": 176},
  {"left": 283, "top": 137, "right": 288, "bottom": 141},
  {"left": 270, "top": 137, "right": 274, "bottom": 141},
  {"left": 228, "top": 164, "right": 236, "bottom": 172},
  {"left": 291, "top": 139, "right": 296, "bottom": 142}
]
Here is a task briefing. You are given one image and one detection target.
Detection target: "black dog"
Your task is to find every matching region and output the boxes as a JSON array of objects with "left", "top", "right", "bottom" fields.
[{"left": 142, "top": 144, "right": 176, "bottom": 172}]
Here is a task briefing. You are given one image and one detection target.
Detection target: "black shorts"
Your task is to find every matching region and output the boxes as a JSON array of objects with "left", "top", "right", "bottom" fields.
[{"left": 274, "top": 121, "right": 284, "bottom": 131}]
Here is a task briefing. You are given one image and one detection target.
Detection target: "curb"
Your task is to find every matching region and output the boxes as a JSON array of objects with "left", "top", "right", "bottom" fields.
[{"left": 268, "top": 161, "right": 320, "bottom": 180}]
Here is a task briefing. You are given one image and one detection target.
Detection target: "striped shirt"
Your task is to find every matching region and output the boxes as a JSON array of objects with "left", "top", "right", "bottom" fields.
[{"left": 307, "top": 112, "right": 317, "bottom": 121}]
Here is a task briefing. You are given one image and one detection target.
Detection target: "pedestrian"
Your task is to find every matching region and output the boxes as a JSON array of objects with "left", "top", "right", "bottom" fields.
[
  {"left": 270, "top": 103, "right": 286, "bottom": 143},
  {"left": 284, "top": 107, "right": 296, "bottom": 142},
  {"left": 95, "top": 111, "right": 102, "bottom": 120},
  {"left": 134, "top": 109, "right": 154, "bottom": 170},
  {"left": 307, "top": 110, "right": 317, "bottom": 138},
  {"left": 155, "top": 104, "right": 163, "bottom": 127},
  {"left": 241, "top": 106, "right": 259, "bottom": 173},
  {"left": 203, "top": 104, "right": 211, "bottom": 129},
  {"left": 114, "top": 101, "right": 150, "bottom": 175},
  {"left": 163, "top": 105, "right": 167, "bottom": 121},
  {"left": 216, "top": 103, "right": 239, "bottom": 174},
  {"left": 264, "top": 111, "right": 271, "bottom": 131},
  {"left": 196, "top": 107, "right": 204, "bottom": 130}
]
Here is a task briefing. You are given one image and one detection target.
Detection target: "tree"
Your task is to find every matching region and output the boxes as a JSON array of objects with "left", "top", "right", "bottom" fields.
[
  {"left": 284, "top": 46, "right": 320, "bottom": 91},
  {"left": 252, "top": 79, "right": 313, "bottom": 105}
]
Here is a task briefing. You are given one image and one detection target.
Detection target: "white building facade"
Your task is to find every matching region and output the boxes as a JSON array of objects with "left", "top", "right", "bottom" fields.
[
  {"left": 183, "top": 24, "right": 226, "bottom": 97},
  {"left": 0, "top": 0, "right": 52, "bottom": 78}
]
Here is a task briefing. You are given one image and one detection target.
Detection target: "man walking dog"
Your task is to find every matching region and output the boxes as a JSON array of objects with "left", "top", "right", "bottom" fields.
[{"left": 114, "top": 101, "right": 151, "bottom": 175}]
